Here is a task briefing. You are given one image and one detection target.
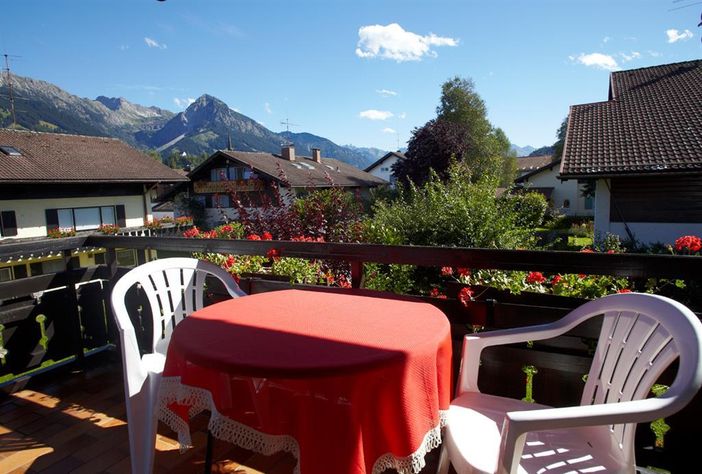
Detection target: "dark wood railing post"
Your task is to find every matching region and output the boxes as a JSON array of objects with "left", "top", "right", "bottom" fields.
[
  {"left": 63, "top": 249, "right": 85, "bottom": 364},
  {"left": 351, "top": 260, "right": 364, "bottom": 289}
]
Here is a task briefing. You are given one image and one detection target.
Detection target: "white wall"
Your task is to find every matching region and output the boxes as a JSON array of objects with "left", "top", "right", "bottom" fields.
[
  {"left": 0, "top": 194, "right": 147, "bottom": 240},
  {"left": 594, "top": 178, "right": 702, "bottom": 245},
  {"left": 521, "top": 166, "right": 593, "bottom": 217},
  {"left": 366, "top": 155, "right": 401, "bottom": 185}
]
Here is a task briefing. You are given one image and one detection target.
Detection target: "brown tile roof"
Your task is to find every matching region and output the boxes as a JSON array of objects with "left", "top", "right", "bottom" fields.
[
  {"left": 516, "top": 154, "right": 553, "bottom": 172},
  {"left": 515, "top": 157, "right": 560, "bottom": 183},
  {"left": 0, "top": 129, "right": 188, "bottom": 183},
  {"left": 561, "top": 59, "right": 702, "bottom": 178},
  {"left": 196, "top": 150, "right": 387, "bottom": 188}
]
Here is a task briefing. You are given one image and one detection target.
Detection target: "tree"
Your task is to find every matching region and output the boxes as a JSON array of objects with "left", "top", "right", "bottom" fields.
[
  {"left": 393, "top": 76, "right": 515, "bottom": 186},
  {"left": 552, "top": 116, "right": 568, "bottom": 161}
]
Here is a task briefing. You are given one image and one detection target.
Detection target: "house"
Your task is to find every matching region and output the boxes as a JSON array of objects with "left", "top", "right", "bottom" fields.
[
  {"left": 364, "top": 151, "right": 406, "bottom": 186},
  {"left": 515, "top": 155, "right": 594, "bottom": 217},
  {"left": 560, "top": 59, "right": 702, "bottom": 245},
  {"left": 0, "top": 129, "right": 187, "bottom": 280},
  {"left": 183, "top": 145, "right": 387, "bottom": 227}
]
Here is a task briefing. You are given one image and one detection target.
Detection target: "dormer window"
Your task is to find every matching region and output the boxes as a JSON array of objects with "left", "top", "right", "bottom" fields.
[{"left": 0, "top": 146, "right": 21, "bottom": 156}]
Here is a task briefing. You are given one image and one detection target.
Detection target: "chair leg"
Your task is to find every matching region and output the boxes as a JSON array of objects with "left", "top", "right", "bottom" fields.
[
  {"left": 436, "top": 444, "right": 450, "bottom": 474},
  {"left": 204, "top": 430, "right": 214, "bottom": 474}
]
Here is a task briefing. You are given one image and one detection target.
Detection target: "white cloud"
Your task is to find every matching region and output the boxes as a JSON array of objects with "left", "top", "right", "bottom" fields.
[
  {"left": 602, "top": 36, "right": 611, "bottom": 43},
  {"left": 382, "top": 127, "right": 396, "bottom": 134},
  {"left": 173, "top": 97, "right": 195, "bottom": 108},
  {"left": 144, "top": 37, "right": 167, "bottom": 49},
  {"left": 398, "top": 112, "right": 407, "bottom": 119},
  {"left": 359, "top": 109, "right": 394, "bottom": 120},
  {"left": 376, "top": 89, "right": 398, "bottom": 97},
  {"left": 666, "top": 29, "right": 693, "bottom": 43},
  {"left": 648, "top": 50, "right": 663, "bottom": 57},
  {"left": 620, "top": 51, "right": 641, "bottom": 62},
  {"left": 119, "top": 44, "right": 129, "bottom": 51},
  {"left": 355, "top": 23, "right": 458, "bottom": 62},
  {"left": 264, "top": 102, "right": 272, "bottom": 114},
  {"left": 570, "top": 52, "right": 619, "bottom": 71}
]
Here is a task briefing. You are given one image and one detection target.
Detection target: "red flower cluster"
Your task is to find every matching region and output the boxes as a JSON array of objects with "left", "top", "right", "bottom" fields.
[
  {"left": 262, "top": 231, "right": 273, "bottom": 240},
  {"left": 429, "top": 288, "right": 447, "bottom": 299},
  {"left": 440, "top": 266, "right": 453, "bottom": 276},
  {"left": 458, "top": 287, "right": 474, "bottom": 307},
  {"left": 674, "top": 235, "right": 701, "bottom": 253},
  {"left": 182, "top": 227, "right": 201, "bottom": 238},
  {"left": 223, "top": 255, "right": 236, "bottom": 269},
  {"left": 525, "top": 271, "right": 546, "bottom": 284},
  {"left": 266, "top": 248, "right": 281, "bottom": 260},
  {"left": 457, "top": 267, "right": 471, "bottom": 277},
  {"left": 337, "top": 275, "right": 351, "bottom": 288},
  {"left": 617, "top": 288, "right": 632, "bottom": 294},
  {"left": 291, "top": 235, "right": 325, "bottom": 242},
  {"left": 551, "top": 274, "right": 562, "bottom": 285},
  {"left": 247, "top": 234, "right": 261, "bottom": 240}
]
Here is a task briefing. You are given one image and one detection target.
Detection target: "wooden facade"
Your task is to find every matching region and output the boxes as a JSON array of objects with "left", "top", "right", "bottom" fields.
[{"left": 610, "top": 175, "right": 702, "bottom": 223}]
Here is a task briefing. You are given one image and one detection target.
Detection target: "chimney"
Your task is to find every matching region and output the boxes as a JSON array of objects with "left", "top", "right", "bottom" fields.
[
  {"left": 282, "top": 144, "right": 295, "bottom": 161},
  {"left": 312, "top": 148, "right": 321, "bottom": 163}
]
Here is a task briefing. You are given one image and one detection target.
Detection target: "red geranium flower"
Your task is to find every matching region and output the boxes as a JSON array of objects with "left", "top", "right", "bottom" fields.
[
  {"left": 526, "top": 271, "right": 546, "bottom": 284},
  {"left": 247, "top": 233, "right": 261, "bottom": 240},
  {"left": 458, "top": 287, "right": 474, "bottom": 307},
  {"left": 580, "top": 248, "right": 594, "bottom": 253},
  {"left": 441, "top": 266, "right": 453, "bottom": 276},
  {"left": 224, "top": 255, "right": 236, "bottom": 269},
  {"left": 674, "top": 235, "right": 702, "bottom": 253},
  {"left": 551, "top": 274, "right": 562, "bottom": 285},
  {"left": 262, "top": 231, "right": 273, "bottom": 240},
  {"left": 457, "top": 267, "right": 471, "bottom": 277},
  {"left": 183, "top": 227, "right": 200, "bottom": 238},
  {"left": 266, "top": 248, "right": 280, "bottom": 260},
  {"left": 617, "top": 288, "right": 632, "bottom": 293}
]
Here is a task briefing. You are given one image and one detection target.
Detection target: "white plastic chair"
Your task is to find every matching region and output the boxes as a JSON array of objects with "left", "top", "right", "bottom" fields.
[
  {"left": 110, "top": 257, "right": 246, "bottom": 474},
  {"left": 438, "top": 292, "right": 702, "bottom": 474}
]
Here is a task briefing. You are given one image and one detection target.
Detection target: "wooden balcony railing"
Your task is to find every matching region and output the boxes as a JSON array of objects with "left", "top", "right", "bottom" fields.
[{"left": 1, "top": 234, "right": 700, "bottom": 471}]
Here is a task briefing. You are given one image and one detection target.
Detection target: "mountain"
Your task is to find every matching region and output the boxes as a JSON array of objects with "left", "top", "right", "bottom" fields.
[
  {"left": 0, "top": 74, "right": 377, "bottom": 169},
  {"left": 0, "top": 75, "right": 173, "bottom": 141},
  {"left": 344, "top": 145, "right": 391, "bottom": 165},
  {"left": 510, "top": 144, "right": 536, "bottom": 156},
  {"left": 528, "top": 145, "right": 555, "bottom": 157}
]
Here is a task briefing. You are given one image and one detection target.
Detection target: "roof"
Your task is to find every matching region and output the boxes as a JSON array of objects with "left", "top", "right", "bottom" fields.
[
  {"left": 364, "top": 151, "right": 406, "bottom": 173},
  {"left": 191, "top": 150, "right": 387, "bottom": 188},
  {"left": 561, "top": 59, "right": 702, "bottom": 178},
  {"left": 516, "top": 154, "right": 553, "bottom": 172},
  {"left": 0, "top": 129, "right": 188, "bottom": 184},
  {"left": 515, "top": 158, "right": 561, "bottom": 183}
]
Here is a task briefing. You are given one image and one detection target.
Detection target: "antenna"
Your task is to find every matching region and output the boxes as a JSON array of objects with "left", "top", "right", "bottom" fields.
[
  {"left": 280, "top": 118, "right": 300, "bottom": 146},
  {"left": 3, "top": 54, "right": 19, "bottom": 127}
]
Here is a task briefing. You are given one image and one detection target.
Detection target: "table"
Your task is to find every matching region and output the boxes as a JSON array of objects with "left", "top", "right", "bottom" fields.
[{"left": 158, "top": 289, "right": 452, "bottom": 474}]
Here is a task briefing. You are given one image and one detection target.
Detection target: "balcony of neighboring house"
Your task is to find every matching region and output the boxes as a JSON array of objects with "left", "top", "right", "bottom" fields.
[{"left": 0, "top": 235, "right": 700, "bottom": 473}]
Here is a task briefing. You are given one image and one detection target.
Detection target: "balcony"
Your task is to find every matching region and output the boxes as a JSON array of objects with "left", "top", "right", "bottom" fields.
[{"left": 0, "top": 235, "right": 700, "bottom": 473}]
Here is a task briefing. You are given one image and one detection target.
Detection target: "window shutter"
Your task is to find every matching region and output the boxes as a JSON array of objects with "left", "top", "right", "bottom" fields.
[
  {"left": 0, "top": 211, "right": 17, "bottom": 236},
  {"left": 45, "top": 209, "right": 59, "bottom": 231},
  {"left": 116, "top": 205, "right": 127, "bottom": 227}
]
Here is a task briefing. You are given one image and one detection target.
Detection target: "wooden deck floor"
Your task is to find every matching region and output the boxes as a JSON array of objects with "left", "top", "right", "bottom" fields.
[
  {"left": 0, "top": 353, "right": 442, "bottom": 474},
  {"left": 0, "top": 353, "right": 298, "bottom": 474}
]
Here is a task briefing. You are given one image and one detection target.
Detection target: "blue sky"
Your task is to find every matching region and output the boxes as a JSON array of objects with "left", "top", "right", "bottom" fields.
[{"left": 1, "top": 0, "right": 701, "bottom": 151}]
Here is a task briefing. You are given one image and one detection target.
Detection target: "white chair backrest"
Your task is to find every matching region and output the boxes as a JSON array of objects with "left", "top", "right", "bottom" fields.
[
  {"left": 111, "top": 257, "right": 246, "bottom": 356},
  {"left": 566, "top": 293, "right": 702, "bottom": 457}
]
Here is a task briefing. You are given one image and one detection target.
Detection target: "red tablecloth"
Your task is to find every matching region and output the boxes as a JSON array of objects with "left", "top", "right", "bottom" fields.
[{"left": 158, "top": 289, "right": 451, "bottom": 474}]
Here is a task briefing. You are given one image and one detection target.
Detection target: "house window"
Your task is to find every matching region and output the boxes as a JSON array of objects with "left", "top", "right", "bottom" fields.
[
  {"left": 208, "top": 194, "right": 230, "bottom": 208},
  {"left": 42, "top": 258, "right": 66, "bottom": 274},
  {"left": 211, "top": 168, "right": 228, "bottom": 182},
  {"left": 0, "top": 267, "right": 12, "bottom": 282},
  {"left": 55, "top": 206, "right": 117, "bottom": 231},
  {"left": 0, "top": 210, "right": 18, "bottom": 237},
  {"left": 380, "top": 167, "right": 390, "bottom": 172},
  {"left": 563, "top": 199, "right": 570, "bottom": 208},
  {"left": 116, "top": 249, "right": 137, "bottom": 267}
]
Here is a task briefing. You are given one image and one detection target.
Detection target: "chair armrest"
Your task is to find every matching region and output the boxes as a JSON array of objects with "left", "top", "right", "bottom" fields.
[
  {"left": 497, "top": 398, "right": 673, "bottom": 474},
  {"left": 118, "top": 326, "right": 148, "bottom": 397},
  {"left": 459, "top": 321, "right": 582, "bottom": 394}
]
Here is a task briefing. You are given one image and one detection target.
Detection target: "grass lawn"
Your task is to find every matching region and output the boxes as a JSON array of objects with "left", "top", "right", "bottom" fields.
[{"left": 568, "top": 236, "right": 593, "bottom": 248}]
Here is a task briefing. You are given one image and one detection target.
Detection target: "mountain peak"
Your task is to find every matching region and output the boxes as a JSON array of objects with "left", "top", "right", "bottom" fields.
[{"left": 95, "top": 96, "right": 127, "bottom": 111}]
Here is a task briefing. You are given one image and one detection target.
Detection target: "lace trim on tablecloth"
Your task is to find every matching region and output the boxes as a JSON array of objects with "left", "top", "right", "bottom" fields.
[
  {"left": 371, "top": 410, "right": 449, "bottom": 474},
  {"left": 158, "top": 376, "right": 302, "bottom": 474}
]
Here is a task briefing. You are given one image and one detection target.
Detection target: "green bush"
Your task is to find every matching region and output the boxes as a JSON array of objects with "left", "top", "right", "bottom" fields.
[{"left": 365, "top": 163, "right": 543, "bottom": 249}]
